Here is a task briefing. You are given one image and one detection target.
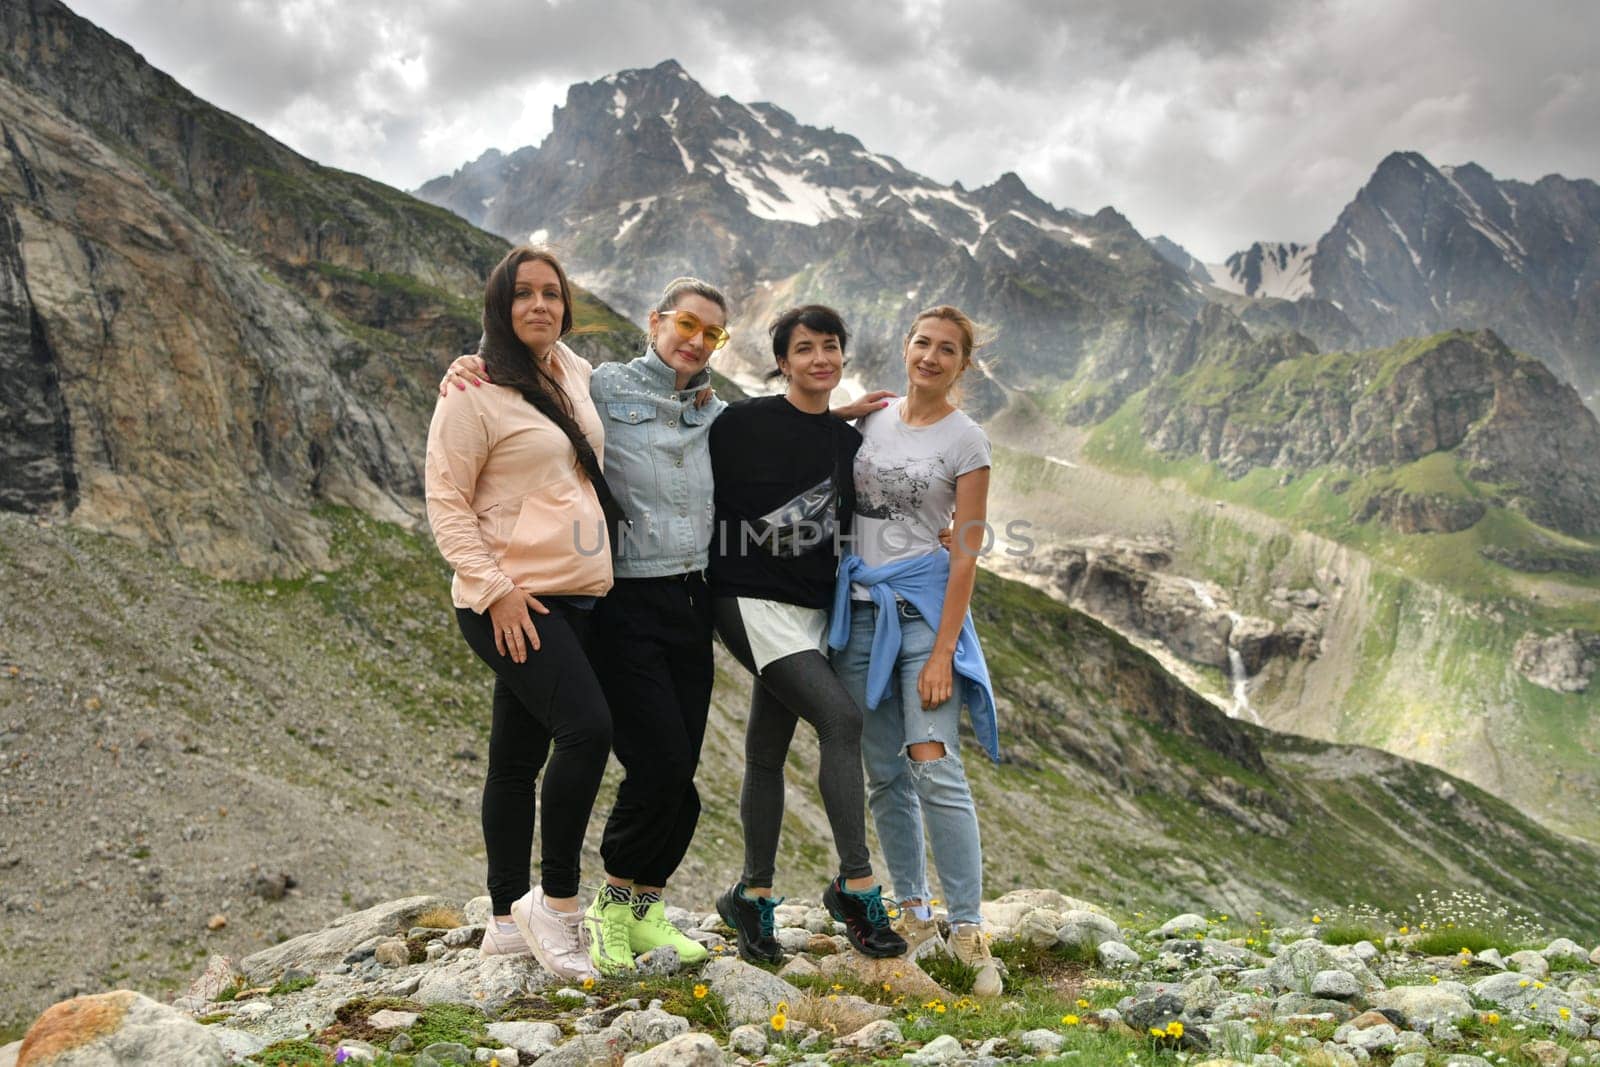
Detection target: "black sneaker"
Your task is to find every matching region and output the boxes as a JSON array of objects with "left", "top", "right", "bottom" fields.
[
  {"left": 823, "top": 877, "right": 907, "bottom": 958},
  {"left": 715, "top": 883, "right": 784, "bottom": 964}
]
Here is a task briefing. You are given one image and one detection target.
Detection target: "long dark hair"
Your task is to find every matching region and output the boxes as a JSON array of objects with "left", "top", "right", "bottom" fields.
[{"left": 480, "top": 246, "right": 627, "bottom": 535}]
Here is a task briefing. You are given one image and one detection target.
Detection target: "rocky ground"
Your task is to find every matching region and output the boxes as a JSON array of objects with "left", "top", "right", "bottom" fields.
[{"left": 6, "top": 887, "right": 1600, "bottom": 1066}]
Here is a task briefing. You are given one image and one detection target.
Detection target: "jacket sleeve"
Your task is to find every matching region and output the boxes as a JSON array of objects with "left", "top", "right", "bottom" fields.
[{"left": 425, "top": 391, "right": 516, "bottom": 613}]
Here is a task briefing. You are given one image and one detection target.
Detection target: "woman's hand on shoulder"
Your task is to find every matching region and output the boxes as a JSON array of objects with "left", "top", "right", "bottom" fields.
[
  {"left": 831, "top": 390, "right": 896, "bottom": 421},
  {"left": 439, "top": 354, "right": 491, "bottom": 397},
  {"left": 487, "top": 589, "right": 551, "bottom": 664}
]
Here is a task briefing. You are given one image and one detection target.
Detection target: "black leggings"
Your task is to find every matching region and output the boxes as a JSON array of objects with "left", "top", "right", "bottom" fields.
[
  {"left": 456, "top": 601, "right": 611, "bottom": 912},
  {"left": 713, "top": 597, "right": 872, "bottom": 889},
  {"left": 593, "top": 574, "right": 715, "bottom": 887}
]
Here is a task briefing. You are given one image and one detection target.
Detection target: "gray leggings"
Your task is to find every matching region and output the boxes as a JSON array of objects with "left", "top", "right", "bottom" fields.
[{"left": 713, "top": 598, "right": 873, "bottom": 889}]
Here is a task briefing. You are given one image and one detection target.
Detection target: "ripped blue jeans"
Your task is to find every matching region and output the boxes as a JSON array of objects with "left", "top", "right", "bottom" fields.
[{"left": 831, "top": 600, "right": 984, "bottom": 924}]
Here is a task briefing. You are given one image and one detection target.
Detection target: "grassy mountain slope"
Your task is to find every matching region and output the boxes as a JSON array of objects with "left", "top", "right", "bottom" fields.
[{"left": 6, "top": 507, "right": 1599, "bottom": 1033}]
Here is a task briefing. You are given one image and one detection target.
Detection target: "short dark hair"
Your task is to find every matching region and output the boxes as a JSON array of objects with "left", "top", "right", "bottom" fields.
[{"left": 769, "top": 304, "right": 849, "bottom": 367}]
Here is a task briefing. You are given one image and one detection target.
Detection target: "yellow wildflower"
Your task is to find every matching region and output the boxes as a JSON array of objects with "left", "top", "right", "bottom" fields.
[
  {"left": 1076, "top": 998, "right": 1090, "bottom": 1009},
  {"left": 770, "top": 1012, "right": 787, "bottom": 1032},
  {"left": 1519, "top": 979, "right": 1531, "bottom": 988},
  {"left": 693, "top": 984, "right": 708, "bottom": 1000},
  {"left": 934, "top": 1002, "right": 947, "bottom": 1014},
  {"left": 1061, "top": 1014, "right": 1080, "bottom": 1026},
  {"left": 1484, "top": 1012, "right": 1500, "bottom": 1024},
  {"left": 1535, "top": 981, "right": 1545, "bottom": 989},
  {"left": 1165, "top": 1021, "right": 1184, "bottom": 1039},
  {"left": 1312, "top": 915, "right": 1322, "bottom": 924},
  {"left": 1560, "top": 1007, "right": 1571, "bottom": 1020},
  {"left": 582, "top": 977, "right": 595, "bottom": 991},
  {"left": 882, "top": 983, "right": 892, "bottom": 992},
  {"left": 831, "top": 983, "right": 844, "bottom": 991},
  {"left": 1399, "top": 925, "right": 1409, "bottom": 934}
]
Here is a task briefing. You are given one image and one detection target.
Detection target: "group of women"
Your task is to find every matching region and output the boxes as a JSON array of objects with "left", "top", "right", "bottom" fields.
[{"left": 423, "top": 246, "right": 1002, "bottom": 997}]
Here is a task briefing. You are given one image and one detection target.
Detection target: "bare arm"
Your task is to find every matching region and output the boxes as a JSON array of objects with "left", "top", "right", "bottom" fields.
[{"left": 918, "top": 467, "right": 990, "bottom": 709}]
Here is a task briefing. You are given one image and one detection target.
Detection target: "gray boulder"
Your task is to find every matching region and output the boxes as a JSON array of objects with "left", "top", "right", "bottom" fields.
[
  {"left": 239, "top": 895, "right": 454, "bottom": 982},
  {"left": 607, "top": 1008, "right": 690, "bottom": 1048},
  {"left": 15, "top": 991, "right": 226, "bottom": 1066},
  {"left": 1156, "top": 913, "right": 1208, "bottom": 938},
  {"left": 485, "top": 1021, "right": 561, "bottom": 1060},
  {"left": 702, "top": 957, "right": 803, "bottom": 1025},
  {"left": 414, "top": 954, "right": 548, "bottom": 1012},
  {"left": 1056, "top": 910, "right": 1122, "bottom": 951},
  {"left": 1310, "top": 969, "right": 1363, "bottom": 1001},
  {"left": 533, "top": 1033, "right": 631, "bottom": 1066},
  {"left": 1373, "top": 983, "right": 1474, "bottom": 1026},
  {"left": 621, "top": 1032, "right": 720, "bottom": 1067}
]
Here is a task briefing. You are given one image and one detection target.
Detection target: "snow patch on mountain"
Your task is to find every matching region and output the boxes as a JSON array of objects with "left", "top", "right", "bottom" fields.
[{"left": 1208, "top": 241, "right": 1317, "bottom": 300}]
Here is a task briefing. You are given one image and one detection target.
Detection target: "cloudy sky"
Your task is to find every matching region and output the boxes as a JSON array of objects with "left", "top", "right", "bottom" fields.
[{"left": 73, "top": 0, "right": 1599, "bottom": 261}]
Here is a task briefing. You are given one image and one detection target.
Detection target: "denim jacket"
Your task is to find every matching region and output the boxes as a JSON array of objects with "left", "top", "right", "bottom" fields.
[{"left": 590, "top": 347, "right": 726, "bottom": 578}]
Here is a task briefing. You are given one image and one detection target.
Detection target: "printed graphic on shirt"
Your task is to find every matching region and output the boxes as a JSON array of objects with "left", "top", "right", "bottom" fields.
[
  {"left": 752, "top": 475, "right": 837, "bottom": 557},
  {"left": 854, "top": 440, "right": 938, "bottom": 522}
]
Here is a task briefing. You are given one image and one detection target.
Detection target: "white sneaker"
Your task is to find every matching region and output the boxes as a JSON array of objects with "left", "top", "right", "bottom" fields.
[
  {"left": 479, "top": 917, "right": 532, "bottom": 957},
  {"left": 512, "top": 888, "right": 600, "bottom": 982}
]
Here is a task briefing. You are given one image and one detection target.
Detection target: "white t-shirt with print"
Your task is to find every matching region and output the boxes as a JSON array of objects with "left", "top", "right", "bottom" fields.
[{"left": 849, "top": 402, "right": 991, "bottom": 597}]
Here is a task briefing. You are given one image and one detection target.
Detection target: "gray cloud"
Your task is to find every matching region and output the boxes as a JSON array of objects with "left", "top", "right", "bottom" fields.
[{"left": 70, "top": 0, "right": 1600, "bottom": 261}]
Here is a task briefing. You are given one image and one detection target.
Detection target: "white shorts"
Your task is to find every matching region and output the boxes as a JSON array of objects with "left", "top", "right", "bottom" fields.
[{"left": 736, "top": 597, "right": 829, "bottom": 672}]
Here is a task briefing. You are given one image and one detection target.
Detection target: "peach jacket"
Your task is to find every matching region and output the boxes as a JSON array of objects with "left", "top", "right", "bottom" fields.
[{"left": 424, "top": 342, "right": 614, "bottom": 612}]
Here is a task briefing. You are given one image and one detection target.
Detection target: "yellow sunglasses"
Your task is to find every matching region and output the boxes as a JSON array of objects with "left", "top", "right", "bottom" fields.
[{"left": 662, "top": 310, "right": 731, "bottom": 351}]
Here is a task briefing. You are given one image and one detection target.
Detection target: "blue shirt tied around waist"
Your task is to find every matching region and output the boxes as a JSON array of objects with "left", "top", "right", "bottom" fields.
[
  {"left": 829, "top": 550, "right": 1000, "bottom": 762},
  {"left": 590, "top": 347, "right": 726, "bottom": 579}
]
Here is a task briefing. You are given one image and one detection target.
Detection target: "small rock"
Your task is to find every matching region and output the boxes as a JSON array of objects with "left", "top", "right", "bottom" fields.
[
  {"left": 533, "top": 1033, "right": 630, "bottom": 1066},
  {"left": 1057, "top": 909, "right": 1123, "bottom": 951},
  {"left": 443, "top": 925, "right": 483, "bottom": 948},
  {"left": 368, "top": 1009, "right": 421, "bottom": 1029},
  {"left": 835, "top": 1019, "right": 902, "bottom": 1050},
  {"left": 1373, "top": 984, "right": 1474, "bottom": 1026},
  {"left": 608, "top": 1007, "right": 690, "bottom": 1047},
  {"left": 1014, "top": 907, "right": 1064, "bottom": 947},
  {"left": 1157, "top": 913, "right": 1209, "bottom": 938},
  {"left": 335, "top": 1040, "right": 380, "bottom": 1064},
  {"left": 778, "top": 955, "right": 819, "bottom": 981},
  {"left": 904, "top": 1033, "right": 964, "bottom": 1064},
  {"left": 1544, "top": 939, "right": 1588, "bottom": 963},
  {"left": 1523, "top": 1040, "right": 1571, "bottom": 1067},
  {"left": 777, "top": 927, "right": 811, "bottom": 953},
  {"left": 1018, "top": 1028, "right": 1065, "bottom": 1053},
  {"left": 1123, "top": 992, "right": 1185, "bottom": 1033},
  {"left": 464, "top": 896, "right": 493, "bottom": 925},
  {"left": 1509, "top": 950, "right": 1551, "bottom": 978},
  {"left": 1098, "top": 940, "right": 1140, "bottom": 969},
  {"left": 728, "top": 1023, "right": 768, "bottom": 1056},
  {"left": 1344, "top": 1023, "right": 1401, "bottom": 1054},
  {"left": 805, "top": 933, "right": 839, "bottom": 955},
  {"left": 389, "top": 1032, "right": 415, "bottom": 1053},
  {"left": 207, "top": 914, "right": 228, "bottom": 931},
  {"left": 486, "top": 1021, "right": 561, "bottom": 1059},
  {"left": 622, "top": 1031, "right": 721, "bottom": 1066},
  {"left": 1477, "top": 947, "right": 1506, "bottom": 969},
  {"left": 1310, "top": 969, "right": 1362, "bottom": 1001},
  {"left": 374, "top": 938, "right": 411, "bottom": 968},
  {"left": 475, "top": 1050, "right": 518, "bottom": 1066},
  {"left": 635, "top": 945, "right": 682, "bottom": 976},
  {"left": 1348, "top": 1010, "right": 1393, "bottom": 1029},
  {"left": 1591, "top": 944, "right": 1600, "bottom": 966},
  {"left": 417, "top": 1041, "right": 471, "bottom": 1065}
]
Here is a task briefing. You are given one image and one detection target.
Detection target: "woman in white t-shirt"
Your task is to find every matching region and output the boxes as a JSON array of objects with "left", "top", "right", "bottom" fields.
[{"left": 827, "top": 305, "right": 1002, "bottom": 997}]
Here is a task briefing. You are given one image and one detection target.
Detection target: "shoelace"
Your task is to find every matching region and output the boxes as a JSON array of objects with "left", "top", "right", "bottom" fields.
[
  {"left": 754, "top": 894, "right": 785, "bottom": 939},
  {"left": 857, "top": 885, "right": 890, "bottom": 928}
]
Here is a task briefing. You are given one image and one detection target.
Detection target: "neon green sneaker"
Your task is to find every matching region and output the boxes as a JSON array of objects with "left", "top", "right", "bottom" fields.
[
  {"left": 583, "top": 890, "right": 637, "bottom": 976},
  {"left": 629, "top": 900, "right": 709, "bottom": 964}
]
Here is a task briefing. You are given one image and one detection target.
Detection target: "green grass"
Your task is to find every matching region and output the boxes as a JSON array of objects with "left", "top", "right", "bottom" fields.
[
  {"left": 251, "top": 1039, "right": 333, "bottom": 1066},
  {"left": 407, "top": 1002, "right": 488, "bottom": 1048},
  {"left": 268, "top": 975, "right": 316, "bottom": 997}
]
